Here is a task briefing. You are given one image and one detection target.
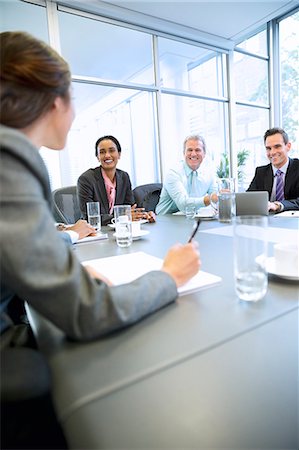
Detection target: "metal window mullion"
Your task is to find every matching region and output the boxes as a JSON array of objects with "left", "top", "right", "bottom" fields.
[
  {"left": 153, "top": 35, "right": 163, "bottom": 182},
  {"left": 45, "top": 0, "right": 64, "bottom": 187},
  {"left": 71, "top": 75, "right": 159, "bottom": 93},
  {"left": 234, "top": 47, "right": 269, "bottom": 62},
  {"left": 268, "top": 19, "right": 281, "bottom": 127},
  {"left": 226, "top": 50, "right": 238, "bottom": 184},
  {"left": 160, "top": 88, "right": 228, "bottom": 103},
  {"left": 45, "top": 0, "right": 61, "bottom": 53},
  {"left": 235, "top": 101, "right": 270, "bottom": 110}
]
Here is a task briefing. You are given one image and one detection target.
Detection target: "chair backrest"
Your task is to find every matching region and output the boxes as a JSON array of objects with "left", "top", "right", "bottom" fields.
[
  {"left": 52, "top": 186, "right": 82, "bottom": 224},
  {"left": 132, "top": 183, "right": 162, "bottom": 213}
]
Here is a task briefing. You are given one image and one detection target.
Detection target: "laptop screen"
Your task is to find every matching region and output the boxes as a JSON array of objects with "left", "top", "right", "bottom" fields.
[{"left": 235, "top": 191, "right": 269, "bottom": 216}]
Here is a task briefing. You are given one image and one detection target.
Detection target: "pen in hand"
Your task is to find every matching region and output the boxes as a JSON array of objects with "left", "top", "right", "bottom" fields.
[{"left": 188, "top": 219, "right": 201, "bottom": 243}]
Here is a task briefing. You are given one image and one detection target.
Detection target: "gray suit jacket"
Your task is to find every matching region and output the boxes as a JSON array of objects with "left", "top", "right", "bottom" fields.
[
  {"left": 77, "top": 167, "right": 134, "bottom": 225},
  {"left": 0, "top": 125, "right": 177, "bottom": 339},
  {"left": 247, "top": 158, "right": 299, "bottom": 210}
]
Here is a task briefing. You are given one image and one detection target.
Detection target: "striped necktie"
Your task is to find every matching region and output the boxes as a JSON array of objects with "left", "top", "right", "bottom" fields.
[{"left": 275, "top": 169, "right": 285, "bottom": 202}]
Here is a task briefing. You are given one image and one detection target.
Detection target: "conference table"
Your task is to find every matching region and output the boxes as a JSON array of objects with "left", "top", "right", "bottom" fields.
[{"left": 29, "top": 214, "right": 299, "bottom": 449}]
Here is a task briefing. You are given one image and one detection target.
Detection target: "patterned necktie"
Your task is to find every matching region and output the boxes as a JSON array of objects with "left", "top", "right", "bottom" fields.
[{"left": 275, "top": 169, "right": 285, "bottom": 202}]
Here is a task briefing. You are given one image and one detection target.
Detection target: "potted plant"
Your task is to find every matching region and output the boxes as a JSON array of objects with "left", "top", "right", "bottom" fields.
[{"left": 217, "top": 149, "right": 249, "bottom": 182}]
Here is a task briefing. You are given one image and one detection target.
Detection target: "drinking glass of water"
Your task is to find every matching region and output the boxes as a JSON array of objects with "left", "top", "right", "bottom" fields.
[
  {"left": 113, "top": 205, "right": 132, "bottom": 248},
  {"left": 217, "top": 178, "right": 235, "bottom": 223},
  {"left": 185, "top": 198, "right": 196, "bottom": 220},
  {"left": 86, "top": 202, "right": 101, "bottom": 231},
  {"left": 233, "top": 215, "right": 268, "bottom": 302}
]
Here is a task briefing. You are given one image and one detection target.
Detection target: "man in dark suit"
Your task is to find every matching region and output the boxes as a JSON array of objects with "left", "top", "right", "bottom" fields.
[{"left": 247, "top": 127, "right": 299, "bottom": 212}]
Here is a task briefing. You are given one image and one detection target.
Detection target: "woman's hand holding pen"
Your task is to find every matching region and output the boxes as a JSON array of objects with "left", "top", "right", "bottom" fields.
[{"left": 162, "top": 242, "right": 201, "bottom": 288}]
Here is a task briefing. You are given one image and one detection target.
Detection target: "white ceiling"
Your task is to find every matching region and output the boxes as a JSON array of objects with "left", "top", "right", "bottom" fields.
[
  {"left": 62, "top": 0, "right": 299, "bottom": 48},
  {"left": 103, "top": 0, "right": 298, "bottom": 40}
]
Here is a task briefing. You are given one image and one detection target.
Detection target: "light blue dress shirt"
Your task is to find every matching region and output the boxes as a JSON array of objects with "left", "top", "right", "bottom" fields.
[{"left": 156, "top": 160, "right": 217, "bottom": 214}]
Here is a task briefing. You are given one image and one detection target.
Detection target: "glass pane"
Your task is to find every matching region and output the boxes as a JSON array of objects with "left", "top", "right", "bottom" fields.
[
  {"left": 159, "top": 93, "right": 228, "bottom": 177},
  {"left": 234, "top": 52, "right": 268, "bottom": 104},
  {"left": 0, "top": 0, "right": 59, "bottom": 188},
  {"left": 236, "top": 29, "right": 268, "bottom": 56},
  {"left": 279, "top": 10, "right": 299, "bottom": 155},
  {"left": 158, "top": 37, "right": 227, "bottom": 97},
  {"left": 58, "top": 10, "right": 154, "bottom": 85},
  {"left": 235, "top": 105, "right": 269, "bottom": 190},
  {"left": 58, "top": 83, "right": 158, "bottom": 190},
  {"left": 0, "top": 0, "right": 48, "bottom": 42}
]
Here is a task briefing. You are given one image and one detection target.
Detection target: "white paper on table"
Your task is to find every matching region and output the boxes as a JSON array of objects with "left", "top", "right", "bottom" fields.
[
  {"left": 75, "top": 233, "right": 108, "bottom": 244},
  {"left": 201, "top": 225, "right": 297, "bottom": 244},
  {"left": 82, "top": 251, "right": 222, "bottom": 296},
  {"left": 172, "top": 206, "right": 216, "bottom": 218},
  {"left": 274, "top": 211, "right": 299, "bottom": 218}
]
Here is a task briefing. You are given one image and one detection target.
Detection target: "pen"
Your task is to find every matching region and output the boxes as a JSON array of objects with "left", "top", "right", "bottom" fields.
[{"left": 188, "top": 219, "right": 201, "bottom": 243}]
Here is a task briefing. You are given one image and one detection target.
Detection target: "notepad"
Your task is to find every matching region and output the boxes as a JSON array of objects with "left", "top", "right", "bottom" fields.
[
  {"left": 82, "top": 251, "right": 222, "bottom": 296},
  {"left": 75, "top": 233, "right": 108, "bottom": 244}
]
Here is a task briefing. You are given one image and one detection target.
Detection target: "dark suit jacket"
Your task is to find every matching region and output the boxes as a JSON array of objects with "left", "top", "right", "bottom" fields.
[
  {"left": 247, "top": 158, "right": 299, "bottom": 211},
  {"left": 77, "top": 167, "right": 134, "bottom": 225}
]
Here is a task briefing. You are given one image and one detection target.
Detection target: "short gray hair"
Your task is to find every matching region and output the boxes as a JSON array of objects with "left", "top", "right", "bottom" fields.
[{"left": 183, "top": 134, "right": 206, "bottom": 154}]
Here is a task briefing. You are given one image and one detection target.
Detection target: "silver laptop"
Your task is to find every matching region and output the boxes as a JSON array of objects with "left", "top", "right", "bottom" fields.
[{"left": 235, "top": 191, "right": 269, "bottom": 216}]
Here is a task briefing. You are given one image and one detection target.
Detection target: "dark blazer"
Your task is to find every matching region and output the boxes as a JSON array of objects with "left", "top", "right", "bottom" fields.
[
  {"left": 247, "top": 158, "right": 299, "bottom": 211},
  {"left": 77, "top": 167, "right": 134, "bottom": 225}
]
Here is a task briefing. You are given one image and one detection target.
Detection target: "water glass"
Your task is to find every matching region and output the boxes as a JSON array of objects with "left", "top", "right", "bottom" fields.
[
  {"left": 233, "top": 215, "right": 268, "bottom": 302},
  {"left": 218, "top": 178, "right": 235, "bottom": 223},
  {"left": 86, "top": 202, "right": 101, "bottom": 231},
  {"left": 113, "top": 205, "right": 132, "bottom": 247},
  {"left": 185, "top": 198, "right": 196, "bottom": 220},
  {"left": 209, "top": 192, "right": 219, "bottom": 216}
]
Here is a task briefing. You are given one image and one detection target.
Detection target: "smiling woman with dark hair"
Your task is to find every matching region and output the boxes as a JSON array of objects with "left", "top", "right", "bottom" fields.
[
  {"left": 78, "top": 135, "right": 156, "bottom": 224},
  {"left": 78, "top": 135, "right": 134, "bottom": 225}
]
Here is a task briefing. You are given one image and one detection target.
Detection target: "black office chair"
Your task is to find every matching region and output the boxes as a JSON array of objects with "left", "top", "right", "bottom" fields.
[
  {"left": 132, "top": 183, "right": 162, "bottom": 213},
  {"left": 52, "top": 185, "right": 82, "bottom": 224}
]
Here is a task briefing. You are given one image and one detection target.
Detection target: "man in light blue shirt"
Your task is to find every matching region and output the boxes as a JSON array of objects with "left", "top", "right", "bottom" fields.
[{"left": 156, "top": 134, "right": 218, "bottom": 214}]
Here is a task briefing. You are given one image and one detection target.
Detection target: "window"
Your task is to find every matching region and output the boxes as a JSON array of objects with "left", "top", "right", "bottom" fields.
[
  {"left": 58, "top": 8, "right": 154, "bottom": 85},
  {"left": 55, "top": 7, "right": 229, "bottom": 189},
  {"left": 67, "top": 82, "right": 159, "bottom": 188},
  {"left": 0, "top": 0, "right": 62, "bottom": 188},
  {"left": 234, "top": 29, "right": 270, "bottom": 190},
  {"left": 234, "top": 53, "right": 268, "bottom": 104},
  {"left": 236, "top": 29, "right": 268, "bottom": 56},
  {"left": 235, "top": 106, "right": 269, "bottom": 189},
  {"left": 158, "top": 37, "right": 227, "bottom": 97},
  {"left": 159, "top": 94, "right": 228, "bottom": 176},
  {"left": 2, "top": 1, "right": 297, "bottom": 195},
  {"left": 279, "top": 10, "right": 299, "bottom": 155}
]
